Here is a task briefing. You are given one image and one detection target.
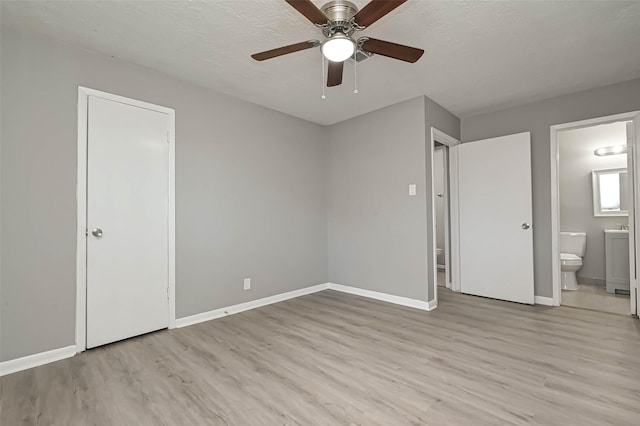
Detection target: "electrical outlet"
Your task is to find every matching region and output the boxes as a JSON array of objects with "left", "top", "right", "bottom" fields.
[
  {"left": 244, "top": 278, "right": 251, "bottom": 290},
  {"left": 409, "top": 184, "right": 417, "bottom": 196}
]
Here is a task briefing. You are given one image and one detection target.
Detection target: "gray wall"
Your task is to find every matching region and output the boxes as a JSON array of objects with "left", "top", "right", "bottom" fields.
[
  {"left": 0, "top": 29, "right": 329, "bottom": 362},
  {"left": 327, "top": 97, "right": 428, "bottom": 300},
  {"left": 461, "top": 78, "right": 640, "bottom": 297},
  {"left": 559, "top": 122, "right": 628, "bottom": 284},
  {"left": 327, "top": 96, "right": 459, "bottom": 302}
]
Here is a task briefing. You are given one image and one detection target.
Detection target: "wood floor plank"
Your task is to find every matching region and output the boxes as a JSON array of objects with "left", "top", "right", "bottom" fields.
[{"left": 2, "top": 289, "right": 639, "bottom": 425}]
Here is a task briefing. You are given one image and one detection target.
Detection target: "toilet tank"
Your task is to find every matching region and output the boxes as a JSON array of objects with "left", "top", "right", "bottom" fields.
[{"left": 560, "top": 232, "right": 587, "bottom": 257}]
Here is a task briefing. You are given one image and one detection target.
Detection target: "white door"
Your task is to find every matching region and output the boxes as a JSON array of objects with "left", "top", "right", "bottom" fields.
[
  {"left": 458, "top": 132, "right": 534, "bottom": 304},
  {"left": 628, "top": 117, "right": 640, "bottom": 315},
  {"left": 86, "top": 96, "right": 170, "bottom": 348}
]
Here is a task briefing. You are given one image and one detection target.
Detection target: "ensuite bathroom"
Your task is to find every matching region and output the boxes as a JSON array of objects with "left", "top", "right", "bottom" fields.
[{"left": 558, "top": 121, "right": 632, "bottom": 315}]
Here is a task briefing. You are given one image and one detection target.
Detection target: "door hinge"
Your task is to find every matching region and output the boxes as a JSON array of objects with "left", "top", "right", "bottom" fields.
[
  {"left": 85, "top": 229, "right": 88, "bottom": 236},
  {"left": 167, "top": 131, "right": 170, "bottom": 144},
  {"left": 167, "top": 287, "right": 170, "bottom": 300}
]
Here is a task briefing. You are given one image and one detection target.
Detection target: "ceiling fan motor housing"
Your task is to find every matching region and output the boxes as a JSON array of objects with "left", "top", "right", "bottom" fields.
[{"left": 320, "top": 0, "right": 360, "bottom": 37}]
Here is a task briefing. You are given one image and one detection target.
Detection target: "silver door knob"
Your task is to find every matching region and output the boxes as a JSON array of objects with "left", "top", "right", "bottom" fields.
[
  {"left": 92, "top": 228, "right": 103, "bottom": 237},
  {"left": 521, "top": 223, "right": 530, "bottom": 230}
]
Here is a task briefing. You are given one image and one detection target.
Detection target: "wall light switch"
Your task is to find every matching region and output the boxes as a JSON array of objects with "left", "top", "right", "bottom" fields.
[
  {"left": 409, "top": 184, "right": 417, "bottom": 196},
  {"left": 244, "top": 278, "right": 251, "bottom": 290}
]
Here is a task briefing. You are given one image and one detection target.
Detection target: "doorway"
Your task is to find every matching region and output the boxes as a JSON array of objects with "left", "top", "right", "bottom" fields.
[
  {"left": 76, "top": 87, "right": 176, "bottom": 352},
  {"left": 430, "top": 128, "right": 460, "bottom": 306},
  {"left": 434, "top": 144, "right": 448, "bottom": 290},
  {"left": 551, "top": 111, "right": 640, "bottom": 316}
]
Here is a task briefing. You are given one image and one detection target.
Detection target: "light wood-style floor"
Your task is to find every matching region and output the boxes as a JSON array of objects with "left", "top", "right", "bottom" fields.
[{"left": 2, "top": 289, "right": 640, "bottom": 425}]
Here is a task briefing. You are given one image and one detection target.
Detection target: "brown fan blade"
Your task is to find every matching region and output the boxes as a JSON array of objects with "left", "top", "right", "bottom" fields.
[
  {"left": 251, "top": 40, "right": 319, "bottom": 61},
  {"left": 327, "top": 61, "right": 344, "bottom": 87},
  {"left": 353, "top": 0, "right": 407, "bottom": 28},
  {"left": 285, "top": 0, "right": 329, "bottom": 25},
  {"left": 359, "top": 37, "right": 424, "bottom": 63}
]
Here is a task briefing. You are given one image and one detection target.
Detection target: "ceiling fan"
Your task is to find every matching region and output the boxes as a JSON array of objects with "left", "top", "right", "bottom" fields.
[{"left": 251, "top": 0, "right": 424, "bottom": 88}]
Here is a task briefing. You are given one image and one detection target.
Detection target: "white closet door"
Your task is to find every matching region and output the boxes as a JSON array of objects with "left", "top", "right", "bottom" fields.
[
  {"left": 458, "top": 132, "right": 534, "bottom": 304},
  {"left": 86, "top": 96, "right": 169, "bottom": 348}
]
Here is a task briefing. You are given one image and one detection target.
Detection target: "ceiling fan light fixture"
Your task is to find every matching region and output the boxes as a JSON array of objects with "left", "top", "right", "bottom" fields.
[{"left": 322, "top": 34, "right": 355, "bottom": 62}]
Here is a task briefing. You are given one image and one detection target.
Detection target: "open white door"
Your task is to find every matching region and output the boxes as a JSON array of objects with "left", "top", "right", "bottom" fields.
[
  {"left": 458, "top": 132, "right": 534, "bottom": 304},
  {"left": 628, "top": 117, "right": 640, "bottom": 316}
]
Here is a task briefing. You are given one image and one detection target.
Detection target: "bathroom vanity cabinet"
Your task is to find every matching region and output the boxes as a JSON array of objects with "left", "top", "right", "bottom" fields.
[{"left": 604, "top": 229, "right": 630, "bottom": 294}]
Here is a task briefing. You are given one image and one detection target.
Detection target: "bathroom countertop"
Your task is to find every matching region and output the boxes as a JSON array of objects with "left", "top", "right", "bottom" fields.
[{"left": 604, "top": 229, "right": 629, "bottom": 233}]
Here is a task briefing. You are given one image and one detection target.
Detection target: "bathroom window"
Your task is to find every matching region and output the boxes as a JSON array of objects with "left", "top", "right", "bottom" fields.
[{"left": 592, "top": 168, "right": 628, "bottom": 216}]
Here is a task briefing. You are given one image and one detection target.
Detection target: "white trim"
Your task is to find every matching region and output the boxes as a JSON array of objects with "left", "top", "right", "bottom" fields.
[
  {"left": 76, "top": 87, "right": 176, "bottom": 352},
  {"left": 434, "top": 145, "right": 451, "bottom": 291},
  {"left": 432, "top": 128, "right": 460, "bottom": 147},
  {"left": 76, "top": 89, "right": 88, "bottom": 352},
  {"left": 429, "top": 128, "right": 461, "bottom": 306},
  {"left": 430, "top": 127, "right": 438, "bottom": 307},
  {"left": 176, "top": 282, "right": 437, "bottom": 328},
  {"left": 167, "top": 108, "right": 176, "bottom": 329},
  {"left": 0, "top": 345, "right": 76, "bottom": 377},
  {"left": 329, "top": 283, "right": 435, "bottom": 311},
  {"left": 176, "top": 284, "right": 330, "bottom": 328},
  {"left": 628, "top": 119, "right": 640, "bottom": 316},
  {"left": 449, "top": 144, "right": 461, "bottom": 293},
  {"left": 550, "top": 123, "right": 561, "bottom": 306},
  {"left": 550, "top": 111, "right": 640, "bottom": 309},
  {"left": 534, "top": 296, "right": 554, "bottom": 306}
]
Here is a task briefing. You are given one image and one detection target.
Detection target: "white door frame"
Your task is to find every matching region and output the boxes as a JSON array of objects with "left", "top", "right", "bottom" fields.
[
  {"left": 550, "top": 111, "right": 639, "bottom": 313},
  {"left": 430, "top": 127, "right": 461, "bottom": 307},
  {"left": 434, "top": 145, "right": 449, "bottom": 283},
  {"left": 76, "top": 87, "right": 176, "bottom": 353}
]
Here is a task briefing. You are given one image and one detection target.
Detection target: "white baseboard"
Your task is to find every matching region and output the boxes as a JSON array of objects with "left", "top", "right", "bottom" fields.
[
  {"left": 176, "top": 283, "right": 329, "bottom": 328},
  {"left": 534, "top": 295, "right": 554, "bottom": 306},
  {"left": 4, "top": 282, "right": 437, "bottom": 375},
  {"left": 177, "top": 281, "right": 436, "bottom": 329},
  {"left": 0, "top": 345, "right": 76, "bottom": 377},
  {"left": 327, "top": 283, "right": 434, "bottom": 311},
  {"left": 428, "top": 299, "right": 438, "bottom": 310}
]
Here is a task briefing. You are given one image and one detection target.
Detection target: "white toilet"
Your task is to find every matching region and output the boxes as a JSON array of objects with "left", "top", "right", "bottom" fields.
[{"left": 560, "top": 232, "right": 587, "bottom": 291}]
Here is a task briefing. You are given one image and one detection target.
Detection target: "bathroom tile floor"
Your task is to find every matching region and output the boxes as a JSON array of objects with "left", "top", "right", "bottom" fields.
[
  {"left": 561, "top": 283, "right": 630, "bottom": 315},
  {"left": 436, "top": 271, "right": 629, "bottom": 315}
]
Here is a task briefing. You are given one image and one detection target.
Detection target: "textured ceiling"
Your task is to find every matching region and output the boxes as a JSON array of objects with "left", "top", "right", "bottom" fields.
[{"left": 2, "top": 1, "right": 640, "bottom": 125}]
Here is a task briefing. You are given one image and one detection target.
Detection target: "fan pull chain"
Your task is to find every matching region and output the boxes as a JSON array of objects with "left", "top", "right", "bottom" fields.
[
  {"left": 353, "top": 50, "right": 358, "bottom": 94},
  {"left": 321, "top": 50, "right": 326, "bottom": 100}
]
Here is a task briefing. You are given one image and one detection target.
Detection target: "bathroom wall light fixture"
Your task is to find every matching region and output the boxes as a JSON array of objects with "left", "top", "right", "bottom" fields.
[{"left": 594, "top": 145, "right": 627, "bottom": 156}]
